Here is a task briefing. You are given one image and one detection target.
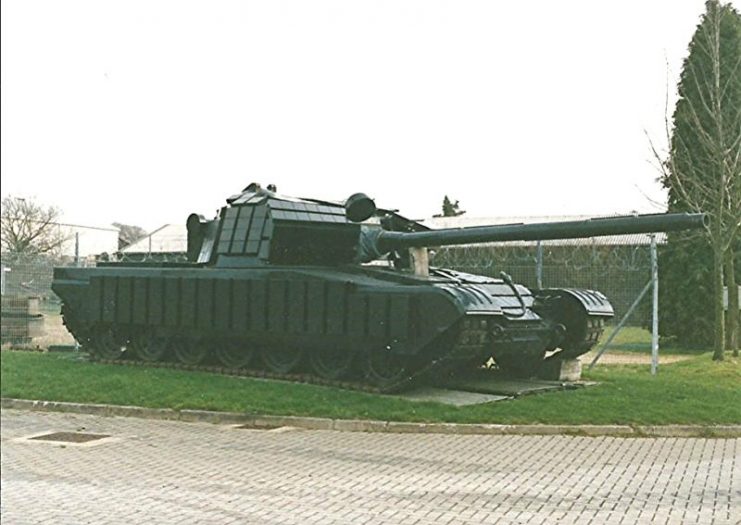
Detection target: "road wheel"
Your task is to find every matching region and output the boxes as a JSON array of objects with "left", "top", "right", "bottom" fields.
[
  {"left": 364, "top": 346, "right": 410, "bottom": 390},
  {"left": 309, "top": 345, "right": 355, "bottom": 380},
  {"left": 173, "top": 338, "right": 209, "bottom": 366},
  {"left": 261, "top": 345, "right": 304, "bottom": 374},
  {"left": 129, "top": 332, "right": 169, "bottom": 362},
  {"left": 215, "top": 339, "right": 254, "bottom": 369},
  {"left": 89, "top": 327, "right": 128, "bottom": 360}
]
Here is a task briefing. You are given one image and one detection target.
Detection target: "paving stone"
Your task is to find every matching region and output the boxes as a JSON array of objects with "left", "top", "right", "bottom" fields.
[{"left": 1, "top": 409, "right": 739, "bottom": 524}]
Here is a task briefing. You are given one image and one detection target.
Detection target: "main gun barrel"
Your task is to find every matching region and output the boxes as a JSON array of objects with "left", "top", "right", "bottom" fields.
[{"left": 376, "top": 212, "right": 707, "bottom": 252}]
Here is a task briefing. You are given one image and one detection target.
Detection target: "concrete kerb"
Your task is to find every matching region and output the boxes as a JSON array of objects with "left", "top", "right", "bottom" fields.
[{"left": 2, "top": 398, "right": 739, "bottom": 438}]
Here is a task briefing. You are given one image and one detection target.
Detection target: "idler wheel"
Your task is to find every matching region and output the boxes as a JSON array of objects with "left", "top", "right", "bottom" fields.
[
  {"left": 90, "top": 328, "right": 128, "bottom": 360},
  {"left": 559, "top": 317, "right": 606, "bottom": 358},
  {"left": 364, "top": 346, "right": 409, "bottom": 389},
  {"left": 309, "top": 345, "right": 355, "bottom": 380},
  {"left": 215, "top": 340, "right": 254, "bottom": 369},
  {"left": 173, "top": 338, "right": 209, "bottom": 366},
  {"left": 129, "top": 334, "right": 169, "bottom": 362},
  {"left": 261, "top": 345, "right": 304, "bottom": 374}
]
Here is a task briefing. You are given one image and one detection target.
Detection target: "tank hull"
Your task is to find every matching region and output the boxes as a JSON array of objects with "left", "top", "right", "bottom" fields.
[{"left": 53, "top": 264, "right": 612, "bottom": 390}]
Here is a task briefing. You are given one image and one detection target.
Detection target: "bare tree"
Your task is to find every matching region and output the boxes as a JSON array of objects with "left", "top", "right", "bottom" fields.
[
  {"left": 0, "top": 196, "right": 68, "bottom": 255},
  {"left": 650, "top": 1, "right": 741, "bottom": 360}
]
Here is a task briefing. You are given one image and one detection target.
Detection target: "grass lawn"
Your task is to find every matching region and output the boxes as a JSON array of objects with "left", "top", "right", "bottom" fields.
[
  {"left": 2, "top": 350, "right": 739, "bottom": 425},
  {"left": 595, "top": 326, "right": 706, "bottom": 354},
  {"left": 597, "top": 326, "right": 653, "bottom": 351}
]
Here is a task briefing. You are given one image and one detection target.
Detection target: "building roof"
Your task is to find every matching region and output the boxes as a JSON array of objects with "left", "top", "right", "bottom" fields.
[
  {"left": 57, "top": 223, "right": 120, "bottom": 257},
  {"left": 120, "top": 224, "right": 187, "bottom": 253}
]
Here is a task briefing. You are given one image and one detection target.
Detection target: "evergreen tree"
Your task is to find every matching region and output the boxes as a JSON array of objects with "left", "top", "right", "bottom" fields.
[
  {"left": 438, "top": 196, "right": 466, "bottom": 217},
  {"left": 657, "top": 1, "right": 741, "bottom": 357}
]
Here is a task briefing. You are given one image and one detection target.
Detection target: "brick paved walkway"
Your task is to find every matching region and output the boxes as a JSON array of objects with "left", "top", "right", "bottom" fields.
[{"left": 1, "top": 409, "right": 739, "bottom": 524}]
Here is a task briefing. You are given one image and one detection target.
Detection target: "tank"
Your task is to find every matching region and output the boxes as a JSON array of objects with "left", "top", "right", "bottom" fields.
[{"left": 52, "top": 183, "right": 706, "bottom": 391}]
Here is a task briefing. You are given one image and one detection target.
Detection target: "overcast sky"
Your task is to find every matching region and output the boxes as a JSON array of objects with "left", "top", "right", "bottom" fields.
[{"left": 0, "top": 0, "right": 728, "bottom": 231}]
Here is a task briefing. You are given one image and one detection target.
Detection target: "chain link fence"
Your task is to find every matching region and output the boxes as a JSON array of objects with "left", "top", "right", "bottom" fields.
[{"left": 0, "top": 253, "right": 92, "bottom": 347}]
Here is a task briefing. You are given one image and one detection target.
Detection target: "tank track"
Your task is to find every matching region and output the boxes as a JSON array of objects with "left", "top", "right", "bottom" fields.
[
  {"left": 93, "top": 356, "right": 393, "bottom": 394},
  {"left": 584, "top": 316, "right": 606, "bottom": 351},
  {"left": 551, "top": 315, "right": 606, "bottom": 360},
  {"left": 69, "top": 321, "right": 492, "bottom": 394},
  {"left": 531, "top": 288, "right": 612, "bottom": 360}
]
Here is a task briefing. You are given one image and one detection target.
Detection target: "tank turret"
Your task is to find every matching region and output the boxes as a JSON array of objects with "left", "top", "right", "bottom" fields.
[
  {"left": 189, "top": 182, "right": 706, "bottom": 267},
  {"left": 187, "top": 183, "right": 367, "bottom": 266}
]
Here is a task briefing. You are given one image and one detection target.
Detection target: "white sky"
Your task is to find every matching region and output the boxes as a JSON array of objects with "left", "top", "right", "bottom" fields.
[{"left": 0, "top": 0, "right": 727, "bottom": 232}]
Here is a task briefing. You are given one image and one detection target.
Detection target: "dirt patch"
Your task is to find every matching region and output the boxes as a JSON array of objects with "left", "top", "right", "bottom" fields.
[{"left": 582, "top": 351, "right": 691, "bottom": 366}]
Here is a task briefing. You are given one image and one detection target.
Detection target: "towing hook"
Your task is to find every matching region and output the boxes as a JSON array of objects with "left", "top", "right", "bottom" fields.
[{"left": 499, "top": 271, "right": 527, "bottom": 318}]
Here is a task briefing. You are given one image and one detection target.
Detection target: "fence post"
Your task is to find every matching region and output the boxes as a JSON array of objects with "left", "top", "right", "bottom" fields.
[
  {"left": 536, "top": 241, "right": 543, "bottom": 289},
  {"left": 650, "top": 234, "right": 659, "bottom": 375},
  {"left": 0, "top": 265, "right": 9, "bottom": 296},
  {"left": 74, "top": 232, "right": 80, "bottom": 267},
  {"left": 591, "top": 238, "right": 597, "bottom": 289},
  {"left": 589, "top": 278, "right": 653, "bottom": 369}
]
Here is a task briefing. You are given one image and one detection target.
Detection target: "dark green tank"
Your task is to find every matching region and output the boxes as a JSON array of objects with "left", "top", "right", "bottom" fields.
[{"left": 52, "top": 183, "right": 706, "bottom": 390}]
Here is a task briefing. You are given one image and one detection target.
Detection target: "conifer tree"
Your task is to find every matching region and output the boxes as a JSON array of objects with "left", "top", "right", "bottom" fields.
[
  {"left": 439, "top": 196, "right": 466, "bottom": 217},
  {"left": 656, "top": 1, "right": 741, "bottom": 359}
]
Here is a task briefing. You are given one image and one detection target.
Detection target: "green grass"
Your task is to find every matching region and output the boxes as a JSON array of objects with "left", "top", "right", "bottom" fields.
[
  {"left": 597, "top": 326, "right": 652, "bottom": 351},
  {"left": 595, "top": 326, "right": 704, "bottom": 355},
  {"left": 2, "top": 350, "right": 739, "bottom": 425},
  {"left": 596, "top": 326, "right": 707, "bottom": 354}
]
